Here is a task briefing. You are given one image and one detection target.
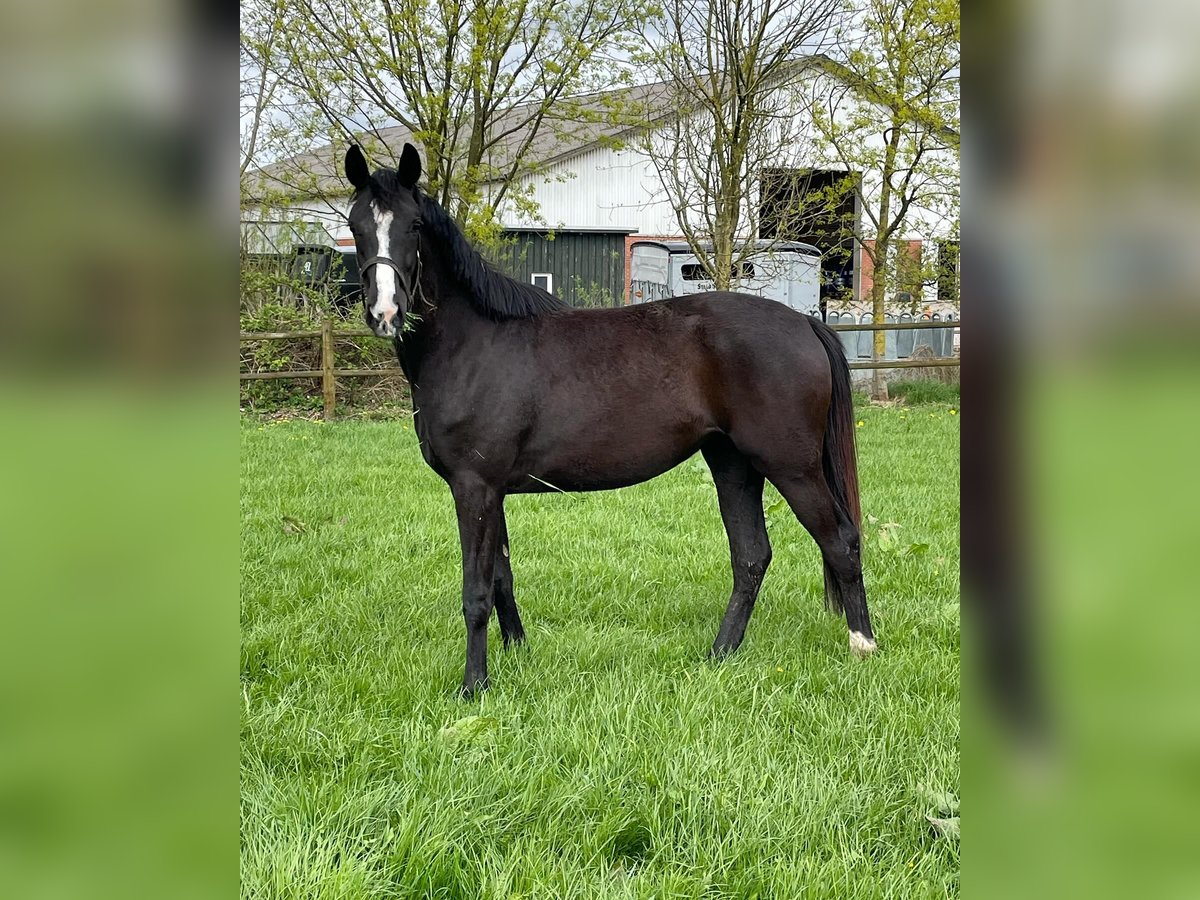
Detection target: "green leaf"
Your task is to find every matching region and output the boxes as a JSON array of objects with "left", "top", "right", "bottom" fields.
[
  {"left": 903, "top": 542, "right": 930, "bottom": 556},
  {"left": 926, "top": 815, "right": 960, "bottom": 840},
  {"left": 917, "top": 785, "right": 960, "bottom": 815},
  {"left": 438, "top": 715, "right": 499, "bottom": 746},
  {"left": 876, "top": 522, "right": 900, "bottom": 551}
]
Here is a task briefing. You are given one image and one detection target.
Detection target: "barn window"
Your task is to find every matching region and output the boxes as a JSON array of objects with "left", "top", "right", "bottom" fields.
[{"left": 531, "top": 273, "right": 553, "bottom": 294}]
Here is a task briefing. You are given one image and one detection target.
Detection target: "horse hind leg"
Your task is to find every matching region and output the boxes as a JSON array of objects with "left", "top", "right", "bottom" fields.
[
  {"left": 768, "top": 471, "right": 877, "bottom": 657},
  {"left": 823, "top": 559, "right": 845, "bottom": 616},
  {"left": 703, "top": 438, "right": 772, "bottom": 658}
]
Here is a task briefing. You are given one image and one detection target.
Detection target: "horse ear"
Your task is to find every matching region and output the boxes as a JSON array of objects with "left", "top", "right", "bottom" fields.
[
  {"left": 397, "top": 143, "right": 422, "bottom": 188},
  {"left": 345, "top": 145, "right": 370, "bottom": 190}
]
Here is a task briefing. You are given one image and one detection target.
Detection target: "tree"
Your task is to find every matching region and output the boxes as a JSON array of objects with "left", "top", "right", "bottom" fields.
[
  {"left": 242, "top": 0, "right": 651, "bottom": 242},
  {"left": 811, "top": 0, "right": 959, "bottom": 400},
  {"left": 240, "top": 22, "right": 280, "bottom": 183},
  {"left": 241, "top": 0, "right": 345, "bottom": 254},
  {"left": 639, "top": 0, "right": 847, "bottom": 291}
]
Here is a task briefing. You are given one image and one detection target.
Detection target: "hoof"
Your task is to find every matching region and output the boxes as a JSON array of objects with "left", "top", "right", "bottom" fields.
[
  {"left": 460, "top": 676, "right": 490, "bottom": 698},
  {"left": 849, "top": 631, "right": 877, "bottom": 657},
  {"left": 502, "top": 632, "right": 527, "bottom": 650}
]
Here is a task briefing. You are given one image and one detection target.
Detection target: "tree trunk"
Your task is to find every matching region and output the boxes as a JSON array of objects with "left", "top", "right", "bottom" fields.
[
  {"left": 870, "top": 242, "right": 889, "bottom": 401},
  {"left": 869, "top": 124, "right": 902, "bottom": 402},
  {"left": 712, "top": 226, "right": 734, "bottom": 291},
  {"left": 711, "top": 164, "right": 736, "bottom": 291}
]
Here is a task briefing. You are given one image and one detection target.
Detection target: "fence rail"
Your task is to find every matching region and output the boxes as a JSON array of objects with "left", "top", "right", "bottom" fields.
[
  {"left": 848, "top": 358, "right": 959, "bottom": 370},
  {"left": 240, "top": 318, "right": 959, "bottom": 420},
  {"left": 240, "top": 328, "right": 374, "bottom": 341},
  {"left": 240, "top": 321, "right": 403, "bottom": 420},
  {"left": 827, "top": 321, "right": 955, "bottom": 332}
]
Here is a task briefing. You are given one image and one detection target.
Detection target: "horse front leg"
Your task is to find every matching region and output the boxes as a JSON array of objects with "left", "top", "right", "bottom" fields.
[
  {"left": 493, "top": 506, "right": 526, "bottom": 648},
  {"left": 451, "top": 476, "right": 502, "bottom": 696}
]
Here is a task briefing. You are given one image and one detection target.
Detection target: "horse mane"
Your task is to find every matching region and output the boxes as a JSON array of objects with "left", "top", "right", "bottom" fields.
[{"left": 371, "top": 169, "right": 568, "bottom": 320}]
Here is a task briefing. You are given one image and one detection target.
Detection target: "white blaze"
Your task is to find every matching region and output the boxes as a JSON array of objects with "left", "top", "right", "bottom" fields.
[{"left": 370, "top": 203, "right": 399, "bottom": 326}]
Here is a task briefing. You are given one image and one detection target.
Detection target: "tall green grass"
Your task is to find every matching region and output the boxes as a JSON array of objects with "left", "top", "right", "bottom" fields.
[
  {"left": 889, "top": 380, "right": 960, "bottom": 406},
  {"left": 241, "top": 403, "right": 960, "bottom": 898}
]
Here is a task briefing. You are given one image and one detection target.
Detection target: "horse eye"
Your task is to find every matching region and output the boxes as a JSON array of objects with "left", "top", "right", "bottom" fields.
[{"left": 411, "top": 219, "right": 423, "bottom": 232}]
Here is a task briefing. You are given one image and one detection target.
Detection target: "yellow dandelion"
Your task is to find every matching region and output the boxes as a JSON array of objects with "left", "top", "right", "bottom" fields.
[
  {"left": 856, "top": 420, "right": 865, "bottom": 428},
  {"left": 949, "top": 409, "right": 957, "bottom": 415}
]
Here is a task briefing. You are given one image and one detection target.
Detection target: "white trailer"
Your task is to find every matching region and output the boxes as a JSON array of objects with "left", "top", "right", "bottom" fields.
[{"left": 629, "top": 239, "right": 822, "bottom": 313}]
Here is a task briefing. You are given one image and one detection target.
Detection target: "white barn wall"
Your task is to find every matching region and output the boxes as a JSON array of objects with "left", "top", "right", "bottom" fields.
[
  {"left": 494, "top": 144, "right": 683, "bottom": 234},
  {"left": 493, "top": 109, "right": 955, "bottom": 308},
  {"left": 497, "top": 74, "right": 956, "bottom": 248},
  {"left": 242, "top": 198, "right": 353, "bottom": 249},
  {"left": 495, "top": 81, "right": 827, "bottom": 235}
]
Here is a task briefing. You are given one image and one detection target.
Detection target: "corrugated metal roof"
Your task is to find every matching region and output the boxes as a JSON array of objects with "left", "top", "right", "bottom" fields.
[{"left": 247, "top": 79, "right": 676, "bottom": 202}]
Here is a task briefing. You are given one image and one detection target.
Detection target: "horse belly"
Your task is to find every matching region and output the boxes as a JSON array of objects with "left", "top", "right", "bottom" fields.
[{"left": 512, "top": 407, "right": 713, "bottom": 493}]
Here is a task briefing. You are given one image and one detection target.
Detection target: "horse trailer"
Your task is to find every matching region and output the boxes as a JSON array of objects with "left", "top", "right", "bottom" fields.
[{"left": 629, "top": 239, "right": 822, "bottom": 313}]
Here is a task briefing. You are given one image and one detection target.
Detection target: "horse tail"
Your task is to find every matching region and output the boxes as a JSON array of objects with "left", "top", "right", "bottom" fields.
[{"left": 808, "top": 316, "right": 862, "bottom": 614}]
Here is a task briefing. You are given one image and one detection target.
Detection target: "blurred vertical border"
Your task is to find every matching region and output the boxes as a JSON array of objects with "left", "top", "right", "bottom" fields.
[
  {"left": 3, "top": 0, "right": 1198, "bottom": 894},
  {"left": 966, "top": 0, "right": 1200, "bottom": 897},
  {"left": 0, "top": 0, "right": 237, "bottom": 897}
]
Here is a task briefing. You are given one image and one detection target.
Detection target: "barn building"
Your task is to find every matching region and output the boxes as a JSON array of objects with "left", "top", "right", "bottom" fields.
[{"left": 244, "top": 61, "right": 958, "bottom": 316}]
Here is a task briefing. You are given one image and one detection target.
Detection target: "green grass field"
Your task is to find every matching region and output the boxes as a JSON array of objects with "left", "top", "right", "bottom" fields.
[{"left": 241, "top": 398, "right": 960, "bottom": 899}]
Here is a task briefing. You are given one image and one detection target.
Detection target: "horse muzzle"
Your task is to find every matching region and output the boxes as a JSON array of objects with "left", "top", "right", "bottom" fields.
[{"left": 364, "top": 296, "right": 407, "bottom": 338}]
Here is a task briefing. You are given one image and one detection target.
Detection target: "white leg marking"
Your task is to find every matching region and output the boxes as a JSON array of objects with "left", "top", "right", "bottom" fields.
[
  {"left": 849, "top": 630, "right": 877, "bottom": 657},
  {"left": 370, "top": 203, "right": 399, "bottom": 326}
]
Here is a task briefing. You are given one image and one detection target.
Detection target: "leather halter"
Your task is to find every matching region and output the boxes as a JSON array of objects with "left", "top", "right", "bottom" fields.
[
  {"left": 359, "top": 251, "right": 418, "bottom": 301},
  {"left": 359, "top": 254, "right": 407, "bottom": 279},
  {"left": 358, "top": 235, "right": 426, "bottom": 329}
]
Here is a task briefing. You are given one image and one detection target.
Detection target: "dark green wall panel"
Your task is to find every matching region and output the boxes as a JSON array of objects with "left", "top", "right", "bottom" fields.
[{"left": 490, "top": 230, "right": 627, "bottom": 308}]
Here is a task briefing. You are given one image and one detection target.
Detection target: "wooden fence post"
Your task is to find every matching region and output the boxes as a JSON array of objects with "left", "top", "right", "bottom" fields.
[{"left": 321, "top": 318, "right": 335, "bottom": 421}]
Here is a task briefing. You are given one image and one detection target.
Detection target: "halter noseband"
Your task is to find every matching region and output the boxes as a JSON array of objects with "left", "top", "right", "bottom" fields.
[
  {"left": 357, "top": 232, "right": 427, "bottom": 334},
  {"left": 359, "top": 249, "right": 421, "bottom": 304},
  {"left": 359, "top": 255, "right": 407, "bottom": 279}
]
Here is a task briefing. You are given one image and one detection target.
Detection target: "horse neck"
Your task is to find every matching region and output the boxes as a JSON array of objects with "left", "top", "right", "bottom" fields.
[{"left": 394, "top": 239, "right": 490, "bottom": 379}]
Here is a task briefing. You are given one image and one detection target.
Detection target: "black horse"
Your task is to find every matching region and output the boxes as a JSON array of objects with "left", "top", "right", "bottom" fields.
[{"left": 344, "top": 143, "right": 876, "bottom": 695}]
